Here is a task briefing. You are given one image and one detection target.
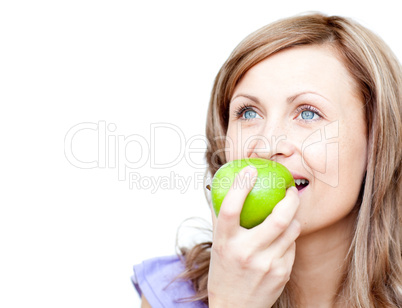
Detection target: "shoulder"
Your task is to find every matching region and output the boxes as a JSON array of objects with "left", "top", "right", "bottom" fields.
[{"left": 132, "top": 255, "right": 207, "bottom": 308}]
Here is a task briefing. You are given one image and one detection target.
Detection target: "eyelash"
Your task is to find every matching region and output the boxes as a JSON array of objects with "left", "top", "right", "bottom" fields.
[
  {"left": 234, "top": 103, "right": 255, "bottom": 120},
  {"left": 233, "top": 103, "right": 323, "bottom": 121}
]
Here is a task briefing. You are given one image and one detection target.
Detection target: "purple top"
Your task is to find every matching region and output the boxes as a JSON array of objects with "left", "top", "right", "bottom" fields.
[{"left": 132, "top": 255, "right": 208, "bottom": 308}]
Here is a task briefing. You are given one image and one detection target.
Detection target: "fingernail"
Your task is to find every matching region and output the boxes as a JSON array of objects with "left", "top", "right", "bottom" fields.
[{"left": 244, "top": 165, "right": 257, "bottom": 176}]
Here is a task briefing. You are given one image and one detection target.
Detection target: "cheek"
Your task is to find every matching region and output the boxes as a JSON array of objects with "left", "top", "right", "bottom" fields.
[
  {"left": 225, "top": 123, "right": 259, "bottom": 161},
  {"left": 224, "top": 125, "right": 239, "bottom": 162},
  {"left": 303, "top": 144, "right": 340, "bottom": 187},
  {"left": 337, "top": 128, "right": 367, "bottom": 194},
  {"left": 337, "top": 111, "right": 368, "bottom": 188},
  {"left": 299, "top": 122, "right": 341, "bottom": 187}
]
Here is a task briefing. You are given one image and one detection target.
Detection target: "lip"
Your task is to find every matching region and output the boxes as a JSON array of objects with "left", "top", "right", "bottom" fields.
[{"left": 290, "top": 171, "right": 309, "bottom": 180}]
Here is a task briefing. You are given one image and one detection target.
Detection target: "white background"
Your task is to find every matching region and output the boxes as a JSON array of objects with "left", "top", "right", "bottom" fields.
[{"left": 1, "top": 1, "right": 401, "bottom": 307}]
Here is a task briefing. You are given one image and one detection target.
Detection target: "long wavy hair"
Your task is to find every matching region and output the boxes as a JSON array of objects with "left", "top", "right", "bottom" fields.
[{"left": 179, "top": 13, "right": 402, "bottom": 307}]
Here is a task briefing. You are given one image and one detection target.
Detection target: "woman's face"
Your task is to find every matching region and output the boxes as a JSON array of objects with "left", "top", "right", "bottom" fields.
[{"left": 225, "top": 45, "right": 368, "bottom": 236}]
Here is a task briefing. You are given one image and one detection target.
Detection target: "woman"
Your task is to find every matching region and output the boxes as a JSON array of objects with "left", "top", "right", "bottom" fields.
[{"left": 134, "top": 13, "right": 402, "bottom": 307}]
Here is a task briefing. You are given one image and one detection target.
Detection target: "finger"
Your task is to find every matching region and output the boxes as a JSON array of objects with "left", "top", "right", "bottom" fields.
[
  {"left": 253, "top": 186, "right": 300, "bottom": 245},
  {"left": 253, "top": 241, "right": 296, "bottom": 292},
  {"left": 269, "top": 241, "right": 296, "bottom": 284},
  {"left": 215, "top": 166, "right": 258, "bottom": 237},
  {"left": 280, "top": 241, "right": 296, "bottom": 271},
  {"left": 266, "top": 219, "right": 301, "bottom": 257}
]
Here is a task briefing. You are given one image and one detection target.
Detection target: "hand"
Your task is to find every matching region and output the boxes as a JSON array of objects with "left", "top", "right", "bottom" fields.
[{"left": 208, "top": 166, "right": 301, "bottom": 308}]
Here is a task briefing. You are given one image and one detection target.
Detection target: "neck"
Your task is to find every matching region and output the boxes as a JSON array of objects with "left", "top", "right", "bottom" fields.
[{"left": 290, "top": 211, "right": 357, "bottom": 307}]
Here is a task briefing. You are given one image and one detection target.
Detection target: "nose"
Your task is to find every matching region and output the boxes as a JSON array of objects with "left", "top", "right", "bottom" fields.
[{"left": 248, "top": 123, "right": 296, "bottom": 161}]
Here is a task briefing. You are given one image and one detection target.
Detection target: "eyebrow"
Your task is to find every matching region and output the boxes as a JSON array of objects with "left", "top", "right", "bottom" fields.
[
  {"left": 287, "top": 91, "right": 331, "bottom": 104},
  {"left": 231, "top": 94, "right": 262, "bottom": 105},
  {"left": 232, "top": 91, "right": 330, "bottom": 105}
]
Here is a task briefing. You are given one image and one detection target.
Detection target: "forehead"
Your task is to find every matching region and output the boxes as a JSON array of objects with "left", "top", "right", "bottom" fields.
[{"left": 233, "top": 45, "right": 360, "bottom": 104}]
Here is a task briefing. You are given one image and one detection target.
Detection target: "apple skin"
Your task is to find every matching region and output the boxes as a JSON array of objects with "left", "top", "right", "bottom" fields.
[{"left": 211, "top": 158, "right": 295, "bottom": 229}]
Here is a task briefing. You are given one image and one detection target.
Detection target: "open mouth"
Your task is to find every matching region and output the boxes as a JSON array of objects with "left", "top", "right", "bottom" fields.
[{"left": 295, "top": 179, "right": 309, "bottom": 191}]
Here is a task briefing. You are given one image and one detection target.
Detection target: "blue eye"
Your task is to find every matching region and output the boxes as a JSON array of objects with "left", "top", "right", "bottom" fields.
[
  {"left": 244, "top": 110, "right": 257, "bottom": 119},
  {"left": 296, "top": 105, "right": 321, "bottom": 121},
  {"left": 301, "top": 110, "right": 315, "bottom": 120}
]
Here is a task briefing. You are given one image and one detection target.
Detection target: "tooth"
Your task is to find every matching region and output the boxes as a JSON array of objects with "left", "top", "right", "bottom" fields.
[
  {"left": 301, "top": 179, "right": 306, "bottom": 185},
  {"left": 295, "top": 179, "right": 301, "bottom": 185}
]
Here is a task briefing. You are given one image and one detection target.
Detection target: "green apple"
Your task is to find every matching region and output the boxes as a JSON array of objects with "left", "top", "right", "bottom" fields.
[{"left": 210, "top": 158, "right": 295, "bottom": 229}]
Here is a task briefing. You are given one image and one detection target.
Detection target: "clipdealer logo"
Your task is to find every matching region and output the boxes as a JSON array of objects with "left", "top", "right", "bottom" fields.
[{"left": 64, "top": 120, "right": 340, "bottom": 191}]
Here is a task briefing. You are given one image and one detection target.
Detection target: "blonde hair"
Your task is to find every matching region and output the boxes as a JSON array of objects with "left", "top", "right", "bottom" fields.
[{"left": 180, "top": 13, "right": 402, "bottom": 307}]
